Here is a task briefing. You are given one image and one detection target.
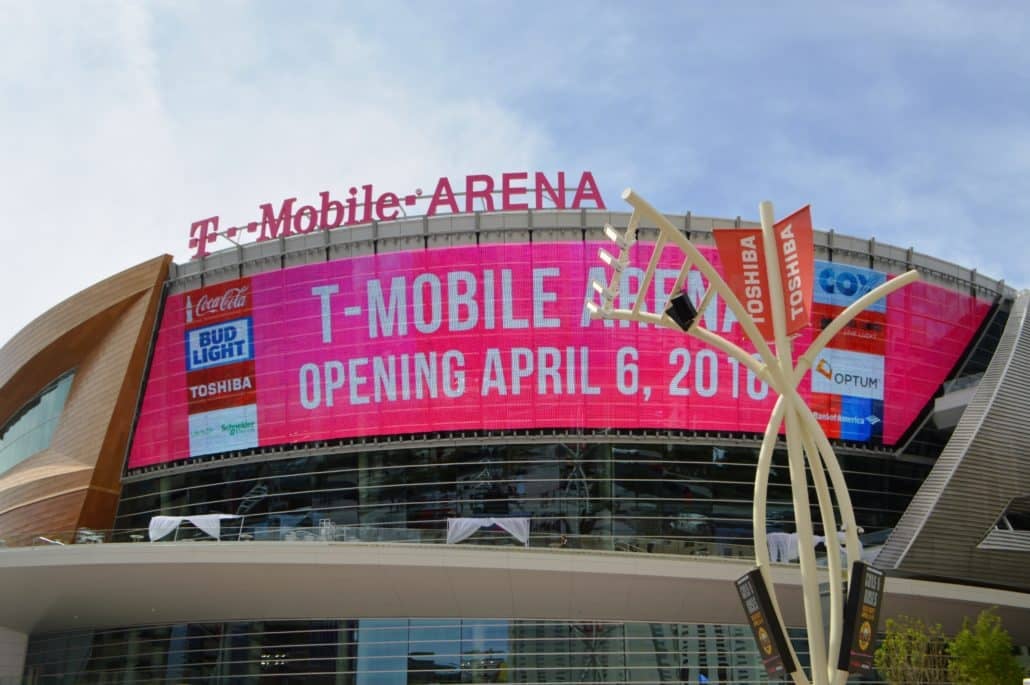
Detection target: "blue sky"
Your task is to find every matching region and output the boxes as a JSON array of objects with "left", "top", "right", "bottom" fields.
[{"left": 2, "top": 1, "right": 1028, "bottom": 346}]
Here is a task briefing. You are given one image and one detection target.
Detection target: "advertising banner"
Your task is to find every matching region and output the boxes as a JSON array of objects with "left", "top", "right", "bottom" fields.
[
  {"left": 837, "top": 562, "right": 886, "bottom": 675},
  {"left": 773, "top": 205, "right": 814, "bottom": 334},
  {"left": 712, "top": 206, "right": 813, "bottom": 339},
  {"left": 811, "top": 262, "right": 890, "bottom": 441},
  {"left": 736, "top": 569, "right": 797, "bottom": 677},
  {"left": 128, "top": 242, "right": 990, "bottom": 468},
  {"left": 181, "top": 284, "right": 258, "bottom": 456},
  {"left": 712, "top": 228, "right": 772, "bottom": 336}
]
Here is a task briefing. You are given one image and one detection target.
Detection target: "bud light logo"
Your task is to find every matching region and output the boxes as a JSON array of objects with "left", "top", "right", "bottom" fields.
[
  {"left": 185, "top": 318, "right": 254, "bottom": 371},
  {"left": 814, "top": 262, "right": 886, "bottom": 312}
]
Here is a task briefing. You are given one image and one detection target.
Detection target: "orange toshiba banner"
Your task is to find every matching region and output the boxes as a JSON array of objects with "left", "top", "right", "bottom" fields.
[
  {"left": 713, "top": 227, "right": 774, "bottom": 338},
  {"left": 713, "top": 205, "right": 814, "bottom": 340},
  {"left": 774, "top": 205, "right": 814, "bottom": 335}
]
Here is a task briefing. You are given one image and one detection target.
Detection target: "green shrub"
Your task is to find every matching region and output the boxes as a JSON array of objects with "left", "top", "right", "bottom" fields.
[
  {"left": 947, "top": 608, "right": 1022, "bottom": 685},
  {"left": 873, "top": 615, "right": 949, "bottom": 685}
]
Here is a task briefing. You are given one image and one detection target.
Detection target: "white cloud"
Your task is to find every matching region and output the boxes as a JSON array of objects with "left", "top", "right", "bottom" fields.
[
  {"left": 0, "top": 3, "right": 552, "bottom": 347},
  {"left": 3, "top": 0, "right": 1028, "bottom": 350}
]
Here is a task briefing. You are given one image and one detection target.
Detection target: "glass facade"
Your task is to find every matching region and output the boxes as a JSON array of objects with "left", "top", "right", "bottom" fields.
[
  {"left": 900, "top": 300, "right": 1009, "bottom": 458},
  {"left": 116, "top": 441, "right": 929, "bottom": 554},
  {"left": 12, "top": 230, "right": 1016, "bottom": 685},
  {"left": 24, "top": 619, "right": 813, "bottom": 684},
  {"left": 0, "top": 371, "right": 74, "bottom": 476}
]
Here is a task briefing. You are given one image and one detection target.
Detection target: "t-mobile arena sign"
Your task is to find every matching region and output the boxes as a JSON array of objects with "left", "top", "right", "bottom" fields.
[{"left": 188, "top": 170, "right": 606, "bottom": 259}]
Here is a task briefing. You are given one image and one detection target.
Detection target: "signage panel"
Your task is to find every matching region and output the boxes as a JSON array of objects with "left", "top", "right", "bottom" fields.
[
  {"left": 838, "top": 562, "right": 886, "bottom": 674},
  {"left": 811, "top": 349, "right": 885, "bottom": 400},
  {"left": 712, "top": 228, "right": 773, "bottom": 336},
  {"left": 773, "top": 205, "right": 814, "bottom": 334},
  {"left": 736, "top": 568, "right": 797, "bottom": 677},
  {"left": 712, "top": 205, "right": 814, "bottom": 340},
  {"left": 128, "top": 242, "right": 990, "bottom": 468},
  {"left": 179, "top": 281, "right": 259, "bottom": 457},
  {"left": 188, "top": 170, "right": 606, "bottom": 258},
  {"left": 184, "top": 318, "right": 254, "bottom": 372},
  {"left": 815, "top": 263, "right": 887, "bottom": 312}
]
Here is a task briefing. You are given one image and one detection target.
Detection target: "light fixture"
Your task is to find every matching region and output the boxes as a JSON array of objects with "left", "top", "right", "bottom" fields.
[
  {"left": 591, "top": 280, "right": 616, "bottom": 302},
  {"left": 665, "top": 292, "right": 698, "bottom": 331},
  {"left": 603, "top": 224, "right": 631, "bottom": 249},
  {"left": 598, "top": 248, "right": 624, "bottom": 272}
]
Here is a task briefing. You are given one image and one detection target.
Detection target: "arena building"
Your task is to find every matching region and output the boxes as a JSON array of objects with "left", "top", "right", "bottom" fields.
[{"left": 1, "top": 172, "right": 1028, "bottom": 683}]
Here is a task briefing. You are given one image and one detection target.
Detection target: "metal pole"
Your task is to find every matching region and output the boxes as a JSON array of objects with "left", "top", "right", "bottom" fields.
[
  {"left": 760, "top": 200, "right": 828, "bottom": 685},
  {"left": 588, "top": 190, "right": 919, "bottom": 685}
]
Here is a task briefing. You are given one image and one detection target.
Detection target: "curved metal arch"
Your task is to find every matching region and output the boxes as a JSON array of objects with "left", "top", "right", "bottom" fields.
[{"left": 589, "top": 188, "right": 918, "bottom": 685}]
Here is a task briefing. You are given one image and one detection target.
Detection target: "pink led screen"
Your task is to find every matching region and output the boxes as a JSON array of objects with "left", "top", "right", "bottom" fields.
[{"left": 128, "top": 243, "right": 991, "bottom": 469}]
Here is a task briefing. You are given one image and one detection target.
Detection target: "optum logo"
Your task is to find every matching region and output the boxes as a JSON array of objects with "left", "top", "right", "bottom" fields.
[
  {"left": 814, "top": 358, "right": 879, "bottom": 390},
  {"left": 810, "top": 349, "right": 885, "bottom": 401}
]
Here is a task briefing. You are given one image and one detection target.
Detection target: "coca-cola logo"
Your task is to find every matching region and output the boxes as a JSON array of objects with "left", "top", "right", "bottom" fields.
[{"left": 187, "top": 286, "right": 249, "bottom": 323}]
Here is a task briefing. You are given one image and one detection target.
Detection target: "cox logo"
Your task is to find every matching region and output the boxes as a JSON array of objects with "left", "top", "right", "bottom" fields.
[{"left": 817, "top": 268, "right": 884, "bottom": 298}]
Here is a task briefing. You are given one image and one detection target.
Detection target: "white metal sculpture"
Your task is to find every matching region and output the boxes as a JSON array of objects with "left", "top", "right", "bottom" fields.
[{"left": 588, "top": 189, "right": 918, "bottom": 685}]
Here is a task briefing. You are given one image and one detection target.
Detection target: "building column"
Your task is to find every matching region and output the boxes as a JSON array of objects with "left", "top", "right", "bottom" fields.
[{"left": 0, "top": 627, "right": 27, "bottom": 685}]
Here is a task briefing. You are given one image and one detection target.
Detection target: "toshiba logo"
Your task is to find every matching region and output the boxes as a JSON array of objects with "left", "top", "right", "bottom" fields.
[{"left": 188, "top": 376, "right": 254, "bottom": 399}]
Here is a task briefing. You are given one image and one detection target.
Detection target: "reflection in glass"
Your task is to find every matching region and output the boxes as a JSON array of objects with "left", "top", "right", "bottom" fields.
[
  {"left": 0, "top": 371, "right": 74, "bottom": 475},
  {"left": 26, "top": 619, "right": 838, "bottom": 684},
  {"left": 116, "top": 440, "right": 930, "bottom": 557}
]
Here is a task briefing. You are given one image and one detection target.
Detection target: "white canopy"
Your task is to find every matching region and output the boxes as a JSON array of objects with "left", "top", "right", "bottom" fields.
[
  {"left": 766, "top": 531, "right": 862, "bottom": 563},
  {"left": 148, "top": 514, "right": 241, "bottom": 541},
  {"left": 446, "top": 517, "right": 530, "bottom": 546}
]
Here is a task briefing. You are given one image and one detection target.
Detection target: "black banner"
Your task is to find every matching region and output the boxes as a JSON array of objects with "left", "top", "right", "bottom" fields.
[
  {"left": 736, "top": 568, "right": 797, "bottom": 677},
  {"left": 837, "top": 561, "right": 885, "bottom": 674}
]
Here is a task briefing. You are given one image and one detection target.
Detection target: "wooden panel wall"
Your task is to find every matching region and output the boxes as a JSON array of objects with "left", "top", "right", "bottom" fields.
[{"left": 0, "top": 255, "right": 170, "bottom": 544}]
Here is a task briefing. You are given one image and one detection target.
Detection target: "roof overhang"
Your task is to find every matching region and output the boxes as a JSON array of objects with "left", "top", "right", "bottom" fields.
[{"left": 3, "top": 542, "right": 1029, "bottom": 642}]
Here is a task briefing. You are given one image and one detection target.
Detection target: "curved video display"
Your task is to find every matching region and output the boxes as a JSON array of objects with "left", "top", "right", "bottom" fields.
[{"left": 128, "top": 243, "right": 990, "bottom": 468}]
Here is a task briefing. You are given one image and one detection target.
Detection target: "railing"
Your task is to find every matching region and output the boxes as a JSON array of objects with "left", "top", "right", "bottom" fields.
[
  {"left": 2, "top": 523, "right": 883, "bottom": 567},
  {"left": 0, "top": 524, "right": 756, "bottom": 560}
]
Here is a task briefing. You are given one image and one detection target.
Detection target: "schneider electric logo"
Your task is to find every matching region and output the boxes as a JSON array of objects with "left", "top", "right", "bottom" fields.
[
  {"left": 811, "top": 350, "right": 884, "bottom": 400},
  {"left": 187, "top": 405, "right": 259, "bottom": 458},
  {"left": 221, "top": 420, "right": 256, "bottom": 437}
]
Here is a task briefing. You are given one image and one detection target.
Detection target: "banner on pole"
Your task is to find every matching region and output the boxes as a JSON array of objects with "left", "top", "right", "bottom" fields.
[
  {"left": 713, "top": 205, "right": 814, "bottom": 339},
  {"left": 712, "top": 227, "right": 771, "bottom": 336},
  {"left": 837, "top": 561, "right": 886, "bottom": 674},
  {"left": 736, "top": 568, "right": 798, "bottom": 677},
  {"left": 774, "top": 205, "right": 814, "bottom": 335}
]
